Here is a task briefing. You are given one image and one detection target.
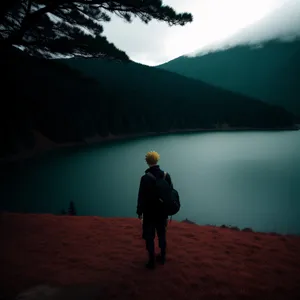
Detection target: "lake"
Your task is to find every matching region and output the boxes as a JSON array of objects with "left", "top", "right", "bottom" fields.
[{"left": 1, "top": 130, "right": 300, "bottom": 235}]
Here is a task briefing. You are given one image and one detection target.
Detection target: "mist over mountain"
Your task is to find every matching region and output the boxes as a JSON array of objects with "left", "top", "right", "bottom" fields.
[
  {"left": 103, "top": 0, "right": 300, "bottom": 66},
  {"left": 184, "top": 0, "right": 300, "bottom": 58}
]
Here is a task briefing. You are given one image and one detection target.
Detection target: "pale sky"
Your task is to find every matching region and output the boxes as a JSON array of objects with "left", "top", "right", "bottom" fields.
[{"left": 103, "top": 0, "right": 300, "bottom": 66}]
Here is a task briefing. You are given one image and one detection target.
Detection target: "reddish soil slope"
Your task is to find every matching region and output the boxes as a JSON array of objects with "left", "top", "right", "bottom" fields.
[{"left": 1, "top": 213, "right": 300, "bottom": 300}]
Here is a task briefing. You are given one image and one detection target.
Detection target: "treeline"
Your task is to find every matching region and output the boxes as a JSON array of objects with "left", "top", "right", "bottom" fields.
[{"left": 0, "top": 47, "right": 296, "bottom": 158}]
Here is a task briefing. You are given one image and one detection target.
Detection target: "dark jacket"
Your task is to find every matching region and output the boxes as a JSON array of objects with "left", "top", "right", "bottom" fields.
[{"left": 136, "top": 165, "right": 173, "bottom": 220}]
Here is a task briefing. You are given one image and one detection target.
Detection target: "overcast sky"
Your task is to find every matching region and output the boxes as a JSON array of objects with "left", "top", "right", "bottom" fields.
[{"left": 103, "top": 0, "right": 300, "bottom": 66}]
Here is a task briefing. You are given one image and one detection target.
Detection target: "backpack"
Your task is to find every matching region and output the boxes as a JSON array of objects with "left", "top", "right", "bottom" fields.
[{"left": 146, "top": 171, "right": 180, "bottom": 216}]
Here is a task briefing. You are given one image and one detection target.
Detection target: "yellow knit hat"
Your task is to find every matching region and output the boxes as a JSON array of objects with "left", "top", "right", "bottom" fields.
[{"left": 145, "top": 151, "right": 160, "bottom": 165}]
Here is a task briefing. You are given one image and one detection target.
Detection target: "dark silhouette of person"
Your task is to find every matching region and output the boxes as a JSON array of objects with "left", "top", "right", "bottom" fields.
[{"left": 136, "top": 151, "right": 173, "bottom": 269}]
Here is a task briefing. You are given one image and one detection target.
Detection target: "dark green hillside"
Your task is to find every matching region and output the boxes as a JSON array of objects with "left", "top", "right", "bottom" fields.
[
  {"left": 61, "top": 56, "right": 295, "bottom": 131},
  {"left": 158, "top": 39, "right": 300, "bottom": 116},
  {"left": 0, "top": 47, "right": 296, "bottom": 159}
]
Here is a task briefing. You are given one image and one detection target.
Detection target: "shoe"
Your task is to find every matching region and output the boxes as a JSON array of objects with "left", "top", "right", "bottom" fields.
[
  {"left": 156, "top": 253, "right": 166, "bottom": 265},
  {"left": 145, "top": 253, "right": 155, "bottom": 269},
  {"left": 145, "top": 258, "right": 155, "bottom": 269}
]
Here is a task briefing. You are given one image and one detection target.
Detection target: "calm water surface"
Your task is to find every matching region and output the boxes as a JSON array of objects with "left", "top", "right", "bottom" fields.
[{"left": 1, "top": 131, "right": 300, "bottom": 234}]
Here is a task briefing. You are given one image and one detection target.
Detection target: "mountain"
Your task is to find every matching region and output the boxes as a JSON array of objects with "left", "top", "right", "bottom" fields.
[
  {"left": 158, "top": 39, "right": 300, "bottom": 116},
  {"left": 60, "top": 57, "right": 297, "bottom": 130},
  {"left": 0, "top": 47, "right": 296, "bottom": 159}
]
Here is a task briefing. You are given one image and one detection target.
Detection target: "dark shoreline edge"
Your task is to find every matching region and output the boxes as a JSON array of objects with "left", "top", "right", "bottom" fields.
[
  {"left": 0, "top": 212, "right": 299, "bottom": 237},
  {"left": 181, "top": 218, "right": 300, "bottom": 237},
  {"left": 1, "top": 125, "right": 299, "bottom": 165}
]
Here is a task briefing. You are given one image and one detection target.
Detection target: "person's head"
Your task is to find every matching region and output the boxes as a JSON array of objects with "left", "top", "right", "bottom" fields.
[{"left": 145, "top": 151, "right": 160, "bottom": 167}]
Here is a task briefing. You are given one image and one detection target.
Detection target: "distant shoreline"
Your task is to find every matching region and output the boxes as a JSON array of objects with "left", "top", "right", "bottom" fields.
[{"left": 1, "top": 125, "right": 299, "bottom": 164}]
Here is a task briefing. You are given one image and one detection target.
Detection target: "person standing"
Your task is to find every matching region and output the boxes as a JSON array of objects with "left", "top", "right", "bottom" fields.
[{"left": 136, "top": 151, "right": 174, "bottom": 269}]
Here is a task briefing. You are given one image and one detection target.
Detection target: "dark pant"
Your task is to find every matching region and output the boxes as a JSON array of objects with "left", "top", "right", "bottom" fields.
[{"left": 142, "top": 218, "right": 167, "bottom": 257}]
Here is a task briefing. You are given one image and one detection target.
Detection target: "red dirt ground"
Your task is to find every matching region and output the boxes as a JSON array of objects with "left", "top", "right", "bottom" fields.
[{"left": 1, "top": 213, "right": 300, "bottom": 300}]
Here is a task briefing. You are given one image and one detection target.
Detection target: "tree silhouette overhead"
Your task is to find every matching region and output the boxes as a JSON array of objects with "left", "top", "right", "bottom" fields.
[{"left": 0, "top": 0, "right": 193, "bottom": 59}]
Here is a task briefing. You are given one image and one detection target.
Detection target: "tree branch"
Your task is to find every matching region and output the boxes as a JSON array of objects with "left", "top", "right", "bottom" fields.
[
  {"left": 26, "top": 0, "right": 33, "bottom": 15},
  {"left": 4, "top": 2, "right": 61, "bottom": 45}
]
